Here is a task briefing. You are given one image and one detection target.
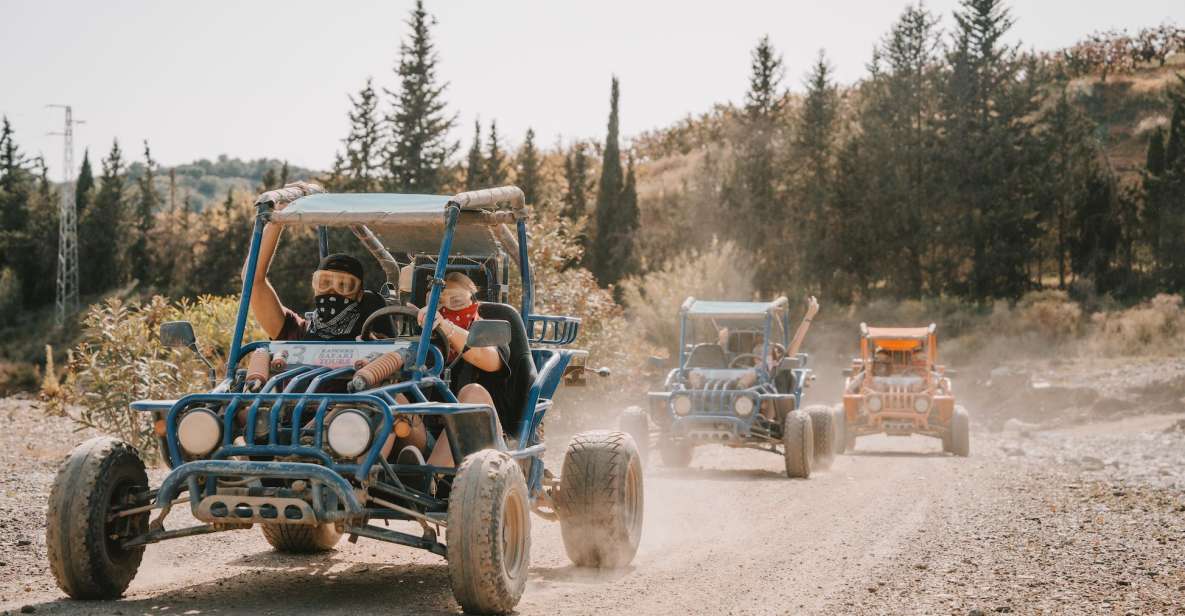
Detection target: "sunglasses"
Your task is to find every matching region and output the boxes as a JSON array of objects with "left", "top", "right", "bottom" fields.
[{"left": 312, "top": 269, "right": 361, "bottom": 296}]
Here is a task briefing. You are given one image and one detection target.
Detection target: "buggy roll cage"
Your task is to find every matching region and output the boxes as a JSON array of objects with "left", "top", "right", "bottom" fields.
[
  {"left": 676, "top": 296, "right": 792, "bottom": 371},
  {"left": 231, "top": 185, "right": 543, "bottom": 381}
]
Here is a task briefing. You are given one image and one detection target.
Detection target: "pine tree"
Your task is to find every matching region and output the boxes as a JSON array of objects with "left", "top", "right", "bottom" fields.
[
  {"left": 81, "top": 139, "right": 127, "bottom": 293},
  {"left": 383, "top": 0, "right": 457, "bottom": 193},
  {"left": 128, "top": 141, "right": 159, "bottom": 285},
  {"left": 279, "top": 161, "right": 289, "bottom": 187},
  {"left": 485, "top": 120, "right": 508, "bottom": 186},
  {"left": 465, "top": 120, "right": 484, "bottom": 190},
  {"left": 342, "top": 78, "right": 382, "bottom": 192},
  {"left": 75, "top": 149, "right": 94, "bottom": 216},
  {"left": 23, "top": 156, "right": 59, "bottom": 305},
  {"left": 517, "top": 128, "right": 541, "bottom": 205},
  {"left": 590, "top": 77, "right": 626, "bottom": 285},
  {"left": 562, "top": 142, "right": 590, "bottom": 220},
  {"left": 794, "top": 50, "right": 840, "bottom": 295},
  {"left": 731, "top": 36, "right": 786, "bottom": 293},
  {"left": 0, "top": 116, "right": 30, "bottom": 234},
  {"left": 260, "top": 167, "right": 278, "bottom": 192}
]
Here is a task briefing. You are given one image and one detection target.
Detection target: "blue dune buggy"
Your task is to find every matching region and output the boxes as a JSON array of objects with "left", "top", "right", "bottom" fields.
[
  {"left": 620, "top": 297, "right": 835, "bottom": 478},
  {"left": 45, "top": 185, "right": 643, "bottom": 615}
]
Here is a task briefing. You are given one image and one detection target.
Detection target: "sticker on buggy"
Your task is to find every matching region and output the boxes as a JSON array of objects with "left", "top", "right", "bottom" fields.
[{"left": 268, "top": 341, "right": 405, "bottom": 369}]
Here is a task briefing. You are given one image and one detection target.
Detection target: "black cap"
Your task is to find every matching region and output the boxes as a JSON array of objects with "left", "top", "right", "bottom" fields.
[{"left": 317, "top": 253, "right": 364, "bottom": 281}]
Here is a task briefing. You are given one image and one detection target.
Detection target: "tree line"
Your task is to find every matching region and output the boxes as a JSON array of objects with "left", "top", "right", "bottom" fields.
[{"left": 2, "top": 0, "right": 1182, "bottom": 325}]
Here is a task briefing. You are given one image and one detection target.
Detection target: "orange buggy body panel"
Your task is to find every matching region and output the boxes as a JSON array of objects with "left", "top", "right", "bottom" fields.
[{"left": 843, "top": 323, "right": 956, "bottom": 439}]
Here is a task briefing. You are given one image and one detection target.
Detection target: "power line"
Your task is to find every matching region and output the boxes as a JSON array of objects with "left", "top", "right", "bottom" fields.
[{"left": 47, "top": 105, "right": 83, "bottom": 327}]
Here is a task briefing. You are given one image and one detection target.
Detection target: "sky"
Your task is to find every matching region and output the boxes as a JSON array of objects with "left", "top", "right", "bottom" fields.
[{"left": 1, "top": 0, "right": 1181, "bottom": 181}]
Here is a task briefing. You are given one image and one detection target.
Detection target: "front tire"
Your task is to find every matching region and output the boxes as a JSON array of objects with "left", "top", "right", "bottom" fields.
[
  {"left": 46, "top": 437, "right": 149, "bottom": 600},
  {"left": 805, "top": 405, "right": 835, "bottom": 469},
  {"left": 782, "top": 410, "right": 813, "bottom": 479},
  {"left": 950, "top": 406, "right": 971, "bottom": 457},
  {"left": 618, "top": 407, "right": 650, "bottom": 463},
  {"left": 557, "top": 431, "right": 644, "bottom": 569},
  {"left": 447, "top": 449, "right": 530, "bottom": 615},
  {"left": 659, "top": 437, "right": 693, "bottom": 468},
  {"left": 261, "top": 523, "right": 342, "bottom": 553}
]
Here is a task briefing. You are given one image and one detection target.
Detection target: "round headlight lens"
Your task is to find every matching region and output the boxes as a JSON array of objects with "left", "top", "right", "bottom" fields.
[
  {"left": 327, "top": 409, "right": 373, "bottom": 458},
  {"left": 178, "top": 408, "right": 221, "bottom": 456},
  {"left": 673, "top": 395, "right": 692, "bottom": 416},
  {"left": 865, "top": 395, "right": 883, "bottom": 412},
  {"left": 914, "top": 396, "right": 932, "bottom": 413},
  {"left": 734, "top": 396, "right": 755, "bottom": 417}
]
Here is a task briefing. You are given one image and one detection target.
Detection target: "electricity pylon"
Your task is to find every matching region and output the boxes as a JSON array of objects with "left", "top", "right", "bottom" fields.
[{"left": 47, "top": 105, "right": 82, "bottom": 327}]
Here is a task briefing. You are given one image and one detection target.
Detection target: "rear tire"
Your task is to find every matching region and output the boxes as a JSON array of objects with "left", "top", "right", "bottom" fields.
[
  {"left": 46, "top": 437, "right": 149, "bottom": 600},
  {"left": 951, "top": 406, "right": 971, "bottom": 457},
  {"left": 261, "top": 522, "right": 342, "bottom": 553},
  {"left": 782, "top": 410, "right": 813, "bottom": 479},
  {"left": 447, "top": 449, "right": 530, "bottom": 615},
  {"left": 618, "top": 407, "right": 650, "bottom": 463},
  {"left": 659, "top": 438, "right": 693, "bottom": 468},
  {"left": 557, "top": 431, "right": 644, "bottom": 569},
  {"left": 805, "top": 405, "right": 835, "bottom": 469}
]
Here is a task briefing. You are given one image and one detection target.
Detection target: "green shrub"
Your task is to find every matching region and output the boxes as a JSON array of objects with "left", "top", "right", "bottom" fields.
[{"left": 49, "top": 295, "right": 264, "bottom": 460}]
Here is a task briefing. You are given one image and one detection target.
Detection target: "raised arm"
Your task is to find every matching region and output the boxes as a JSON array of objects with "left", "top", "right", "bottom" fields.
[
  {"left": 786, "top": 295, "right": 820, "bottom": 358},
  {"left": 241, "top": 221, "right": 287, "bottom": 338}
]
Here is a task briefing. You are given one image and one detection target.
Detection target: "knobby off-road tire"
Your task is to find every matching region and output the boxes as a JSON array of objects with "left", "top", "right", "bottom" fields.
[
  {"left": 446, "top": 449, "right": 530, "bottom": 615},
  {"left": 261, "top": 522, "right": 342, "bottom": 553},
  {"left": 951, "top": 406, "right": 971, "bottom": 457},
  {"left": 805, "top": 405, "right": 835, "bottom": 470},
  {"left": 46, "top": 437, "right": 149, "bottom": 600},
  {"left": 659, "top": 437, "right": 694, "bottom": 468},
  {"left": 556, "top": 430, "right": 644, "bottom": 569},
  {"left": 618, "top": 406, "right": 650, "bottom": 463},
  {"left": 782, "top": 410, "right": 813, "bottom": 479}
]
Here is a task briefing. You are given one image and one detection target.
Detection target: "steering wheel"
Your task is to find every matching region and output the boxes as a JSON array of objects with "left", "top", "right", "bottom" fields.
[
  {"left": 359, "top": 304, "right": 419, "bottom": 340},
  {"left": 728, "top": 353, "right": 762, "bottom": 369}
]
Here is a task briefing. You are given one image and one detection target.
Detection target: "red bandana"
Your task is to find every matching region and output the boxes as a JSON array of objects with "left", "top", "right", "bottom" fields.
[{"left": 440, "top": 303, "right": 479, "bottom": 362}]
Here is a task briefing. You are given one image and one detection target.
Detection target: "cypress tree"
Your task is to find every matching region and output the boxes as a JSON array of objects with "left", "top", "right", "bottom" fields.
[
  {"left": 516, "top": 128, "right": 541, "bottom": 205},
  {"left": 81, "top": 139, "right": 127, "bottom": 293},
  {"left": 75, "top": 149, "right": 94, "bottom": 216},
  {"left": 795, "top": 50, "right": 840, "bottom": 295},
  {"left": 562, "top": 142, "right": 590, "bottom": 220},
  {"left": 383, "top": 0, "right": 458, "bottom": 193},
  {"left": 465, "top": 120, "right": 483, "bottom": 190},
  {"left": 342, "top": 78, "right": 381, "bottom": 191},
  {"left": 590, "top": 76, "right": 625, "bottom": 285},
  {"left": 130, "top": 140, "right": 159, "bottom": 285},
  {"left": 485, "top": 120, "right": 508, "bottom": 186},
  {"left": 1146, "top": 127, "right": 1166, "bottom": 176},
  {"left": 0, "top": 116, "right": 30, "bottom": 234},
  {"left": 279, "top": 161, "right": 289, "bottom": 187},
  {"left": 260, "top": 167, "right": 278, "bottom": 192}
]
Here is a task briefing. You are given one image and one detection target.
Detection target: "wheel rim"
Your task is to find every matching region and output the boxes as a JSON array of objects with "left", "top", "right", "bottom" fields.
[
  {"left": 624, "top": 460, "right": 642, "bottom": 538},
  {"left": 500, "top": 490, "right": 527, "bottom": 578},
  {"left": 105, "top": 479, "right": 145, "bottom": 559}
]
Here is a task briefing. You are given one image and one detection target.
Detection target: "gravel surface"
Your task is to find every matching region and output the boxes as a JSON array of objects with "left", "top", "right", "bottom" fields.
[{"left": 1, "top": 394, "right": 1183, "bottom": 615}]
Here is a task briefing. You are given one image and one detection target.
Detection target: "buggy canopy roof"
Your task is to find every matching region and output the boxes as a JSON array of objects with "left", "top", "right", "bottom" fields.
[
  {"left": 862, "top": 325, "right": 935, "bottom": 340},
  {"left": 262, "top": 186, "right": 526, "bottom": 256},
  {"left": 682, "top": 297, "right": 789, "bottom": 319}
]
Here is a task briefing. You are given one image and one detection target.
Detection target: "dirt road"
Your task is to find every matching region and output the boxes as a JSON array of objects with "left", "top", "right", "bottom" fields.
[{"left": 2, "top": 399, "right": 1183, "bottom": 615}]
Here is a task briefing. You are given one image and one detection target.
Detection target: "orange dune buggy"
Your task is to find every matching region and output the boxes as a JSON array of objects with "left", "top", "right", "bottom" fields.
[{"left": 838, "top": 323, "right": 969, "bottom": 456}]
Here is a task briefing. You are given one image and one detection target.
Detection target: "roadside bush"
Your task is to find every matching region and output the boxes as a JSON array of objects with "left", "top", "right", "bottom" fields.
[
  {"left": 45, "top": 295, "right": 264, "bottom": 461},
  {"left": 1006, "top": 290, "right": 1085, "bottom": 341},
  {"left": 619, "top": 239, "right": 754, "bottom": 356},
  {"left": 1089, "top": 293, "right": 1185, "bottom": 355}
]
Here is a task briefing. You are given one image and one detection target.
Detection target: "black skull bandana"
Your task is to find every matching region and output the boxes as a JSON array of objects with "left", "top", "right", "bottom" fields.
[{"left": 308, "top": 293, "right": 363, "bottom": 339}]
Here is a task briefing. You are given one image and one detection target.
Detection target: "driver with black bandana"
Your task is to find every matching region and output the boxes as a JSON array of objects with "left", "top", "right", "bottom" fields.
[{"left": 241, "top": 196, "right": 394, "bottom": 341}]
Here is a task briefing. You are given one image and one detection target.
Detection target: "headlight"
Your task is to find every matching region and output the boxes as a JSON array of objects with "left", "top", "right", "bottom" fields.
[
  {"left": 178, "top": 408, "right": 221, "bottom": 456},
  {"left": 327, "top": 409, "right": 373, "bottom": 458},
  {"left": 914, "top": 396, "right": 932, "bottom": 413},
  {"left": 733, "top": 396, "right": 755, "bottom": 417},
  {"left": 865, "top": 395, "right": 883, "bottom": 412},
  {"left": 672, "top": 395, "right": 692, "bottom": 416}
]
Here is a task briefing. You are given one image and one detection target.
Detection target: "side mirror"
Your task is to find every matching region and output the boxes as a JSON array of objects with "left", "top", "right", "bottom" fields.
[
  {"left": 466, "top": 319, "right": 512, "bottom": 349},
  {"left": 160, "top": 321, "right": 197, "bottom": 349},
  {"left": 777, "top": 356, "right": 804, "bottom": 372}
]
